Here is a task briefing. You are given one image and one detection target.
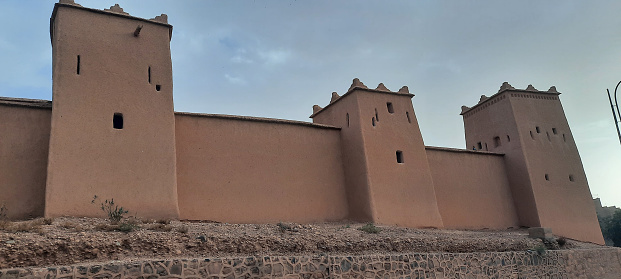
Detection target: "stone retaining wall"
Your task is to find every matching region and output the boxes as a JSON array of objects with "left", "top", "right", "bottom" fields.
[{"left": 1, "top": 248, "right": 620, "bottom": 278}]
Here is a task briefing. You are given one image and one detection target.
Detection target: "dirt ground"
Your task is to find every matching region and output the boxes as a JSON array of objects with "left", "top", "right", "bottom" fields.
[{"left": 0, "top": 217, "right": 602, "bottom": 269}]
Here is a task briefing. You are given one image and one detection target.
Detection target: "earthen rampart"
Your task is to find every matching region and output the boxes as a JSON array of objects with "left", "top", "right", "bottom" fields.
[{"left": 175, "top": 112, "right": 349, "bottom": 223}]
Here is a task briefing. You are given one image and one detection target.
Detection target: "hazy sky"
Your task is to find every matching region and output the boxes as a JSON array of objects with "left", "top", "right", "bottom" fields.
[{"left": 1, "top": 1, "right": 620, "bottom": 206}]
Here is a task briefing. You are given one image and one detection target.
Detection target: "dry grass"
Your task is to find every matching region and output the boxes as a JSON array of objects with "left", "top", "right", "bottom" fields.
[
  {"left": 60, "top": 221, "right": 83, "bottom": 232},
  {"left": 146, "top": 223, "right": 173, "bottom": 232}
]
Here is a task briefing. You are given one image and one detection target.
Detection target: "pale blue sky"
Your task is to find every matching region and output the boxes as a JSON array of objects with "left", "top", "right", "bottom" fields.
[{"left": 1, "top": 0, "right": 620, "bottom": 206}]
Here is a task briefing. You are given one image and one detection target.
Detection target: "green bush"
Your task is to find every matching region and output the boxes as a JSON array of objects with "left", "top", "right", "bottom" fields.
[
  {"left": 92, "top": 195, "right": 128, "bottom": 224},
  {"left": 599, "top": 210, "right": 621, "bottom": 247},
  {"left": 358, "top": 223, "right": 381, "bottom": 234}
]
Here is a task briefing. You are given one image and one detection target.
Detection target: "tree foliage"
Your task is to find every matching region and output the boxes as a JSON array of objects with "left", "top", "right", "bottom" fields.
[{"left": 599, "top": 210, "right": 621, "bottom": 247}]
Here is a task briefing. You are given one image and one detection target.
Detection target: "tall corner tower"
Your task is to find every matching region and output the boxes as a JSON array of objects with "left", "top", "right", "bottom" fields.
[
  {"left": 45, "top": 1, "right": 179, "bottom": 219},
  {"left": 311, "top": 79, "right": 444, "bottom": 228},
  {"left": 461, "top": 82, "right": 604, "bottom": 244}
]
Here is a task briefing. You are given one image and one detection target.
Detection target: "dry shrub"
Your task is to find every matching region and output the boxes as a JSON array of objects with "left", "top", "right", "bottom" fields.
[
  {"left": 60, "top": 221, "right": 83, "bottom": 232},
  {"left": 5, "top": 221, "right": 44, "bottom": 234},
  {"left": 177, "top": 225, "right": 189, "bottom": 234},
  {"left": 146, "top": 223, "right": 172, "bottom": 232}
]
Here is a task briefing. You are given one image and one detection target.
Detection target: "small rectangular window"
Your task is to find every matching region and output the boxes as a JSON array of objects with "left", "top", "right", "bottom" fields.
[
  {"left": 396, "top": 150, "right": 404, "bottom": 163},
  {"left": 387, "top": 102, "right": 394, "bottom": 113},
  {"left": 113, "top": 113, "right": 123, "bottom": 129},
  {"left": 552, "top": 128, "right": 557, "bottom": 134},
  {"left": 77, "top": 55, "right": 81, "bottom": 75},
  {"left": 477, "top": 142, "right": 482, "bottom": 150},
  {"left": 536, "top": 126, "right": 540, "bottom": 133},
  {"left": 156, "top": 84, "right": 161, "bottom": 91},
  {"left": 494, "top": 136, "right": 501, "bottom": 147},
  {"left": 148, "top": 66, "right": 151, "bottom": 84}
]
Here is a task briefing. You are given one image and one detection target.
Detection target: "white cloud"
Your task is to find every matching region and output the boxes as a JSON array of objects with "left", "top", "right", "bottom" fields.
[
  {"left": 224, "top": 74, "right": 246, "bottom": 85},
  {"left": 258, "top": 49, "right": 291, "bottom": 65}
]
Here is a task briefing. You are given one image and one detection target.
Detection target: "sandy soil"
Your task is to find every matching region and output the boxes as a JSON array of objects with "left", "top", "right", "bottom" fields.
[{"left": 0, "top": 217, "right": 602, "bottom": 269}]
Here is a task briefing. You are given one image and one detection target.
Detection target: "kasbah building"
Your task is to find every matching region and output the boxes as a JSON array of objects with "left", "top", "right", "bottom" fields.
[{"left": 0, "top": 0, "right": 605, "bottom": 245}]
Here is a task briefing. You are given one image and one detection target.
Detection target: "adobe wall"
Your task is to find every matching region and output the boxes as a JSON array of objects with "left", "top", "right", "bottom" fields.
[
  {"left": 4, "top": 248, "right": 620, "bottom": 278},
  {"left": 175, "top": 113, "right": 349, "bottom": 223},
  {"left": 0, "top": 101, "right": 51, "bottom": 220},
  {"left": 426, "top": 147, "right": 520, "bottom": 229}
]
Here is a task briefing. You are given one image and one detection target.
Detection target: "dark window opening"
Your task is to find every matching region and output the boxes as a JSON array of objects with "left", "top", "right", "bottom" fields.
[
  {"left": 77, "top": 55, "right": 81, "bottom": 75},
  {"left": 148, "top": 66, "right": 151, "bottom": 84},
  {"left": 563, "top": 134, "right": 566, "bottom": 142},
  {"left": 530, "top": 131, "right": 534, "bottom": 139},
  {"left": 477, "top": 142, "right": 482, "bottom": 150},
  {"left": 545, "top": 174, "right": 549, "bottom": 181},
  {"left": 406, "top": 111, "right": 411, "bottom": 123},
  {"left": 569, "top": 175, "right": 574, "bottom": 182},
  {"left": 346, "top": 113, "right": 349, "bottom": 127},
  {"left": 485, "top": 143, "right": 488, "bottom": 150},
  {"left": 536, "top": 126, "right": 540, "bottom": 133},
  {"left": 396, "top": 150, "right": 404, "bottom": 163},
  {"left": 375, "top": 108, "right": 379, "bottom": 121},
  {"left": 494, "top": 136, "right": 501, "bottom": 147},
  {"left": 387, "top": 102, "right": 394, "bottom": 113},
  {"left": 372, "top": 117, "right": 376, "bottom": 127},
  {"left": 507, "top": 135, "right": 511, "bottom": 142},
  {"left": 156, "top": 84, "right": 161, "bottom": 91},
  {"left": 552, "top": 128, "right": 557, "bottom": 134},
  {"left": 546, "top": 132, "right": 551, "bottom": 141},
  {"left": 113, "top": 113, "right": 123, "bottom": 129}
]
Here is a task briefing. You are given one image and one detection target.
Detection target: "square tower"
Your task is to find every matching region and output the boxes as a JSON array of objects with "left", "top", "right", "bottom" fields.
[
  {"left": 45, "top": 2, "right": 179, "bottom": 218},
  {"left": 312, "top": 79, "right": 444, "bottom": 228},
  {"left": 462, "top": 82, "right": 604, "bottom": 244}
]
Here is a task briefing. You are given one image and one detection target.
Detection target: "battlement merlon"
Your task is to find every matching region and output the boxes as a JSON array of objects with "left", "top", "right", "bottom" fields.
[
  {"left": 460, "top": 82, "right": 561, "bottom": 115},
  {"left": 50, "top": 1, "right": 173, "bottom": 45},
  {"left": 310, "top": 78, "right": 414, "bottom": 118}
]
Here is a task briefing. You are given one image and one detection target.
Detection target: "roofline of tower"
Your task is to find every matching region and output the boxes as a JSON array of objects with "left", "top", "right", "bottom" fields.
[
  {"left": 425, "top": 145, "right": 505, "bottom": 156},
  {"left": 309, "top": 87, "right": 414, "bottom": 118},
  {"left": 50, "top": 3, "right": 173, "bottom": 45},
  {"left": 460, "top": 88, "right": 561, "bottom": 116}
]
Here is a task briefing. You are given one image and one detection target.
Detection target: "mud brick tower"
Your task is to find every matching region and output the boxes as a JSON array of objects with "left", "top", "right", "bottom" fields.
[
  {"left": 45, "top": 1, "right": 179, "bottom": 218},
  {"left": 461, "top": 82, "right": 603, "bottom": 244}
]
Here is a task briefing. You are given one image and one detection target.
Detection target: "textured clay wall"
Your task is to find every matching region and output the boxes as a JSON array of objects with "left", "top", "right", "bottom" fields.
[
  {"left": 426, "top": 147, "right": 520, "bottom": 229},
  {"left": 509, "top": 92, "right": 604, "bottom": 244},
  {"left": 0, "top": 104, "right": 51, "bottom": 220},
  {"left": 355, "top": 90, "right": 443, "bottom": 228},
  {"left": 4, "top": 248, "right": 620, "bottom": 278},
  {"left": 45, "top": 4, "right": 179, "bottom": 219},
  {"left": 175, "top": 113, "right": 349, "bottom": 223}
]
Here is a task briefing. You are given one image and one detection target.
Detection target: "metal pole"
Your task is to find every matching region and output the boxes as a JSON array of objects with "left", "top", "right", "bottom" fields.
[{"left": 607, "top": 88, "right": 621, "bottom": 144}]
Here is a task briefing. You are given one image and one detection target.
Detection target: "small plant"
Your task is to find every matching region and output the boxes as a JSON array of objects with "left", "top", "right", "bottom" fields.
[
  {"left": 358, "top": 223, "right": 381, "bottom": 234},
  {"left": 92, "top": 195, "right": 128, "bottom": 224},
  {"left": 556, "top": 237, "right": 567, "bottom": 247},
  {"left": 118, "top": 221, "right": 138, "bottom": 233},
  {"left": 157, "top": 219, "right": 171, "bottom": 225},
  {"left": 533, "top": 244, "right": 547, "bottom": 256},
  {"left": 277, "top": 222, "right": 292, "bottom": 233},
  {"left": 43, "top": 218, "right": 54, "bottom": 225},
  {"left": 147, "top": 223, "right": 172, "bottom": 232},
  {"left": 0, "top": 204, "right": 9, "bottom": 229},
  {"left": 177, "top": 225, "right": 189, "bottom": 234}
]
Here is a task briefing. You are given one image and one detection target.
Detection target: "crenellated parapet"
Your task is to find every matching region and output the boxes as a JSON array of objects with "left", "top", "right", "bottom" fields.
[
  {"left": 311, "top": 78, "right": 413, "bottom": 117},
  {"left": 461, "top": 82, "right": 561, "bottom": 117}
]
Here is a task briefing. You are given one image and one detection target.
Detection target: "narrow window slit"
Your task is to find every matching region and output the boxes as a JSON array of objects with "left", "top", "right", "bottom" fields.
[
  {"left": 372, "top": 117, "right": 375, "bottom": 127},
  {"left": 156, "top": 85, "right": 161, "bottom": 91},
  {"left": 545, "top": 174, "right": 549, "bottom": 181},
  {"left": 477, "top": 142, "right": 482, "bottom": 150},
  {"left": 406, "top": 111, "right": 411, "bottom": 123},
  {"left": 113, "top": 113, "right": 123, "bottom": 129},
  {"left": 536, "top": 126, "right": 540, "bottom": 133},
  {"left": 552, "top": 128, "right": 557, "bottom": 134},
  {"left": 77, "top": 55, "right": 81, "bottom": 75},
  {"left": 148, "top": 66, "right": 151, "bottom": 84},
  {"left": 346, "top": 113, "right": 349, "bottom": 127},
  {"left": 375, "top": 108, "right": 379, "bottom": 122},
  {"left": 507, "top": 135, "right": 511, "bottom": 142},
  {"left": 569, "top": 175, "right": 574, "bottom": 182}
]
